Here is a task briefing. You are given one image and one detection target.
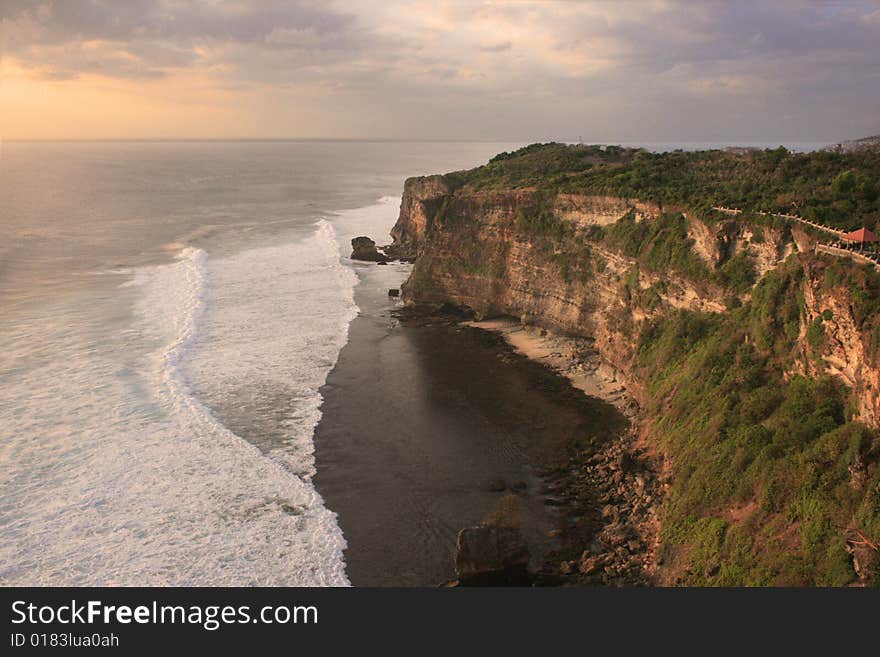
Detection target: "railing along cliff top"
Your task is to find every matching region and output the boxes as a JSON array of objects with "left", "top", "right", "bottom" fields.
[
  {"left": 711, "top": 206, "right": 742, "bottom": 215},
  {"left": 754, "top": 210, "right": 845, "bottom": 238},
  {"left": 815, "top": 244, "right": 880, "bottom": 270},
  {"left": 717, "top": 204, "right": 880, "bottom": 270},
  {"left": 714, "top": 206, "right": 844, "bottom": 238}
]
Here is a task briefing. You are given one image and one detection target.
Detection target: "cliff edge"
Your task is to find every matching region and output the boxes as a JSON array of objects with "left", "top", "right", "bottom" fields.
[{"left": 388, "top": 143, "right": 880, "bottom": 586}]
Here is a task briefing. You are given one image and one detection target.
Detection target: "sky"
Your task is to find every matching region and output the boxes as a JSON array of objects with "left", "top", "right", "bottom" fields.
[{"left": 1, "top": 0, "right": 879, "bottom": 142}]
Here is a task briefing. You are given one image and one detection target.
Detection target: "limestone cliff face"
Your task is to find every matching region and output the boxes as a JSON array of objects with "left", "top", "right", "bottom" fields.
[
  {"left": 390, "top": 181, "right": 660, "bottom": 258},
  {"left": 798, "top": 263, "right": 880, "bottom": 426},
  {"left": 390, "top": 177, "right": 880, "bottom": 425},
  {"left": 386, "top": 175, "right": 452, "bottom": 259},
  {"left": 391, "top": 183, "right": 728, "bottom": 401},
  {"left": 686, "top": 217, "right": 795, "bottom": 279},
  {"left": 552, "top": 194, "right": 660, "bottom": 226}
]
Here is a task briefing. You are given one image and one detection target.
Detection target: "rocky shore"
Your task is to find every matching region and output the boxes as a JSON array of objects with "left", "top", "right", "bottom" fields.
[
  {"left": 355, "top": 226, "right": 665, "bottom": 586},
  {"left": 345, "top": 236, "right": 665, "bottom": 586},
  {"left": 393, "top": 306, "right": 664, "bottom": 586},
  {"left": 468, "top": 319, "right": 665, "bottom": 586},
  {"left": 538, "top": 417, "right": 664, "bottom": 585},
  {"left": 465, "top": 319, "right": 637, "bottom": 416},
  {"left": 316, "top": 290, "right": 629, "bottom": 585},
  {"left": 378, "top": 142, "right": 880, "bottom": 585}
]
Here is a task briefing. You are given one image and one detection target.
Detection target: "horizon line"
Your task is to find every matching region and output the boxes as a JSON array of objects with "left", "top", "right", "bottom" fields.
[
  {"left": 0, "top": 137, "right": 841, "bottom": 146},
  {"left": 2, "top": 137, "right": 529, "bottom": 144}
]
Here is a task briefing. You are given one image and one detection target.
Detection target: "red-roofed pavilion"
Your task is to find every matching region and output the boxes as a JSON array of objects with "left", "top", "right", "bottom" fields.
[{"left": 841, "top": 227, "right": 879, "bottom": 248}]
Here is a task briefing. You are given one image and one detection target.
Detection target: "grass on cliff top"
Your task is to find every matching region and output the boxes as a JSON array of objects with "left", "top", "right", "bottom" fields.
[
  {"left": 450, "top": 142, "right": 880, "bottom": 233},
  {"left": 636, "top": 258, "right": 880, "bottom": 585}
]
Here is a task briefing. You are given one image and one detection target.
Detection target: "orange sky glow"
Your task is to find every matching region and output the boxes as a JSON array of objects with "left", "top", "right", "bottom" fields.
[{"left": 2, "top": 1, "right": 879, "bottom": 141}]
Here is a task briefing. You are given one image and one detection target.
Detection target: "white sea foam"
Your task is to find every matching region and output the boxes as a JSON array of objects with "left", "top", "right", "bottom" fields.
[
  {"left": 0, "top": 221, "right": 358, "bottom": 586},
  {"left": 182, "top": 220, "right": 359, "bottom": 480},
  {"left": 0, "top": 196, "right": 402, "bottom": 586},
  {"left": 331, "top": 196, "right": 401, "bottom": 253}
]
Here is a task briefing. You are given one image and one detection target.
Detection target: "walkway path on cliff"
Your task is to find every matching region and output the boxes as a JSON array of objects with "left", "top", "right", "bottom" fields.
[{"left": 715, "top": 205, "right": 880, "bottom": 270}]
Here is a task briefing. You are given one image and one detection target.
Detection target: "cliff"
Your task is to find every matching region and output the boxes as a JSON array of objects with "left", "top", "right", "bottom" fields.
[
  {"left": 391, "top": 173, "right": 879, "bottom": 429},
  {"left": 798, "top": 260, "right": 880, "bottom": 427},
  {"left": 387, "top": 145, "right": 880, "bottom": 586},
  {"left": 385, "top": 175, "right": 453, "bottom": 260},
  {"left": 392, "top": 181, "right": 802, "bottom": 404},
  {"left": 822, "top": 135, "right": 880, "bottom": 154}
]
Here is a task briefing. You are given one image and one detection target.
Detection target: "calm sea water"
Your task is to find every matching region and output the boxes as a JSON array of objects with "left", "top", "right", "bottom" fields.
[{"left": 0, "top": 140, "right": 521, "bottom": 585}]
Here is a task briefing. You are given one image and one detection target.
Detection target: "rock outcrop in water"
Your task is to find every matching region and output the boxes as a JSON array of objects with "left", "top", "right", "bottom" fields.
[
  {"left": 453, "top": 526, "right": 531, "bottom": 586},
  {"left": 350, "top": 236, "right": 388, "bottom": 262}
]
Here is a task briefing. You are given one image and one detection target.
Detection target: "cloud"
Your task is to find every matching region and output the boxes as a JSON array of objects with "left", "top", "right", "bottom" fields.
[
  {"left": 479, "top": 41, "right": 511, "bottom": 53},
  {"left": 2, "top": 0, "right": 879, "bottom": 140},
  {"left": 1, "top": 0, "right": 362, "bottom": 79}
]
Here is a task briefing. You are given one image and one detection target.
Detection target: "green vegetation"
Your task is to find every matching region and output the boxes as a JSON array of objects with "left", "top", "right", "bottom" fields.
[
  {"left": 718, "top": 252, "right": 758, "bottom": 293},
  {"left": 604, "top": 212, "right": 710, "bottom": 283},
  {"left": 598, "top": 210, "right": 757, "bottom": 294},
  {"left": 509, "top": 195, "right": 599, "bottom": 285},
  {"left": 819, "top": 257, "right": 880, "bottom": 360},
  {"left": 636, "top": 259, "right": 879, "bottom": 585},
  {"left": 514, "top": 192, "right": 569, "bottom": 239},
  {"left": 510, "top": 199, "right": 759, "bottom": 297},
  {"left": 449, "top": 142, "right": 880, "bottom": 232},
  {"left": 416, "top": 143, "right": 880, "bottom": 585}
]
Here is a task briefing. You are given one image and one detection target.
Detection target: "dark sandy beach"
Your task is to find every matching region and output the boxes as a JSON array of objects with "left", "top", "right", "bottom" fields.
[{"left": 312, "top": 263, "right": 628, "bottom": 586}]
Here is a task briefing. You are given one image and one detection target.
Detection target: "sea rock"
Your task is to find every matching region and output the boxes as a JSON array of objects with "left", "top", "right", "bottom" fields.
[
  {"left": 579, "top": 555, "right": 599, "bottom": 575},
  {"left": 350, "top": 236, "right": 388, "bottom": 262},
  {"left": 601, "top": 504, "right": 618, "bottom": 519},
  {"left": 617, "top": 452, "right": 637, "bottom": 473},
  {"left": 454, "top": 526, "right": 531, "bottom": 586},
  {"left": 487, "top": 479, "right": 507, "bottom": 492}
]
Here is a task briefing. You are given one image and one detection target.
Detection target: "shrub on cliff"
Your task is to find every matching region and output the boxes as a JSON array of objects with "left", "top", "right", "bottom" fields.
[
  {"left": 717, "top": 252, "right": 757, "bottom": 294},
  {"left": 637, "top": 263, "right": 878, "bottom": 585},
  {"left": 453, "top": 142, "right": 880, "bottom": 233}
]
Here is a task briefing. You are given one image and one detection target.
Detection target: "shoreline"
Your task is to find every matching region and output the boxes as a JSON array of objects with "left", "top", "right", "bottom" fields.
[
  {"left": 312, "top": 291, "right": 636, "bottom": 585},
  {"left": 463, "top": 316, "right": 664, "bottom": 585},
  {"left": 315, "top": 199, "right": 664, "bottom": 585},
  {"left": 464, "top": 319, "right": 637, "bottom": 418}
]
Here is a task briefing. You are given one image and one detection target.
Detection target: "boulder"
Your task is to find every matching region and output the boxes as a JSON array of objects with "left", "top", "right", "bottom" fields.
[
  {"left": 454, "top": 526, "right": 531, "bottom": 586},
  {"left": 487, "top": 479, "right": 507, "bottom": 492},
  {"left": 579, "top": 555, "right": 599, "bottom": 575},
  {"left": 617, "top": 452, "right": 637, "bottom": 473},
  {"left": 350, "top": 236, "right": 388, "bottom": 262}
]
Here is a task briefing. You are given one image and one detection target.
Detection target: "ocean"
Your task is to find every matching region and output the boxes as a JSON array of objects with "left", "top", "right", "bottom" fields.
[
  {"left": 0, "top": 138, "right": 828, "bottom": 586},
  {"left": 0, "top": 140, "right": 521, "bottom": 585}
]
